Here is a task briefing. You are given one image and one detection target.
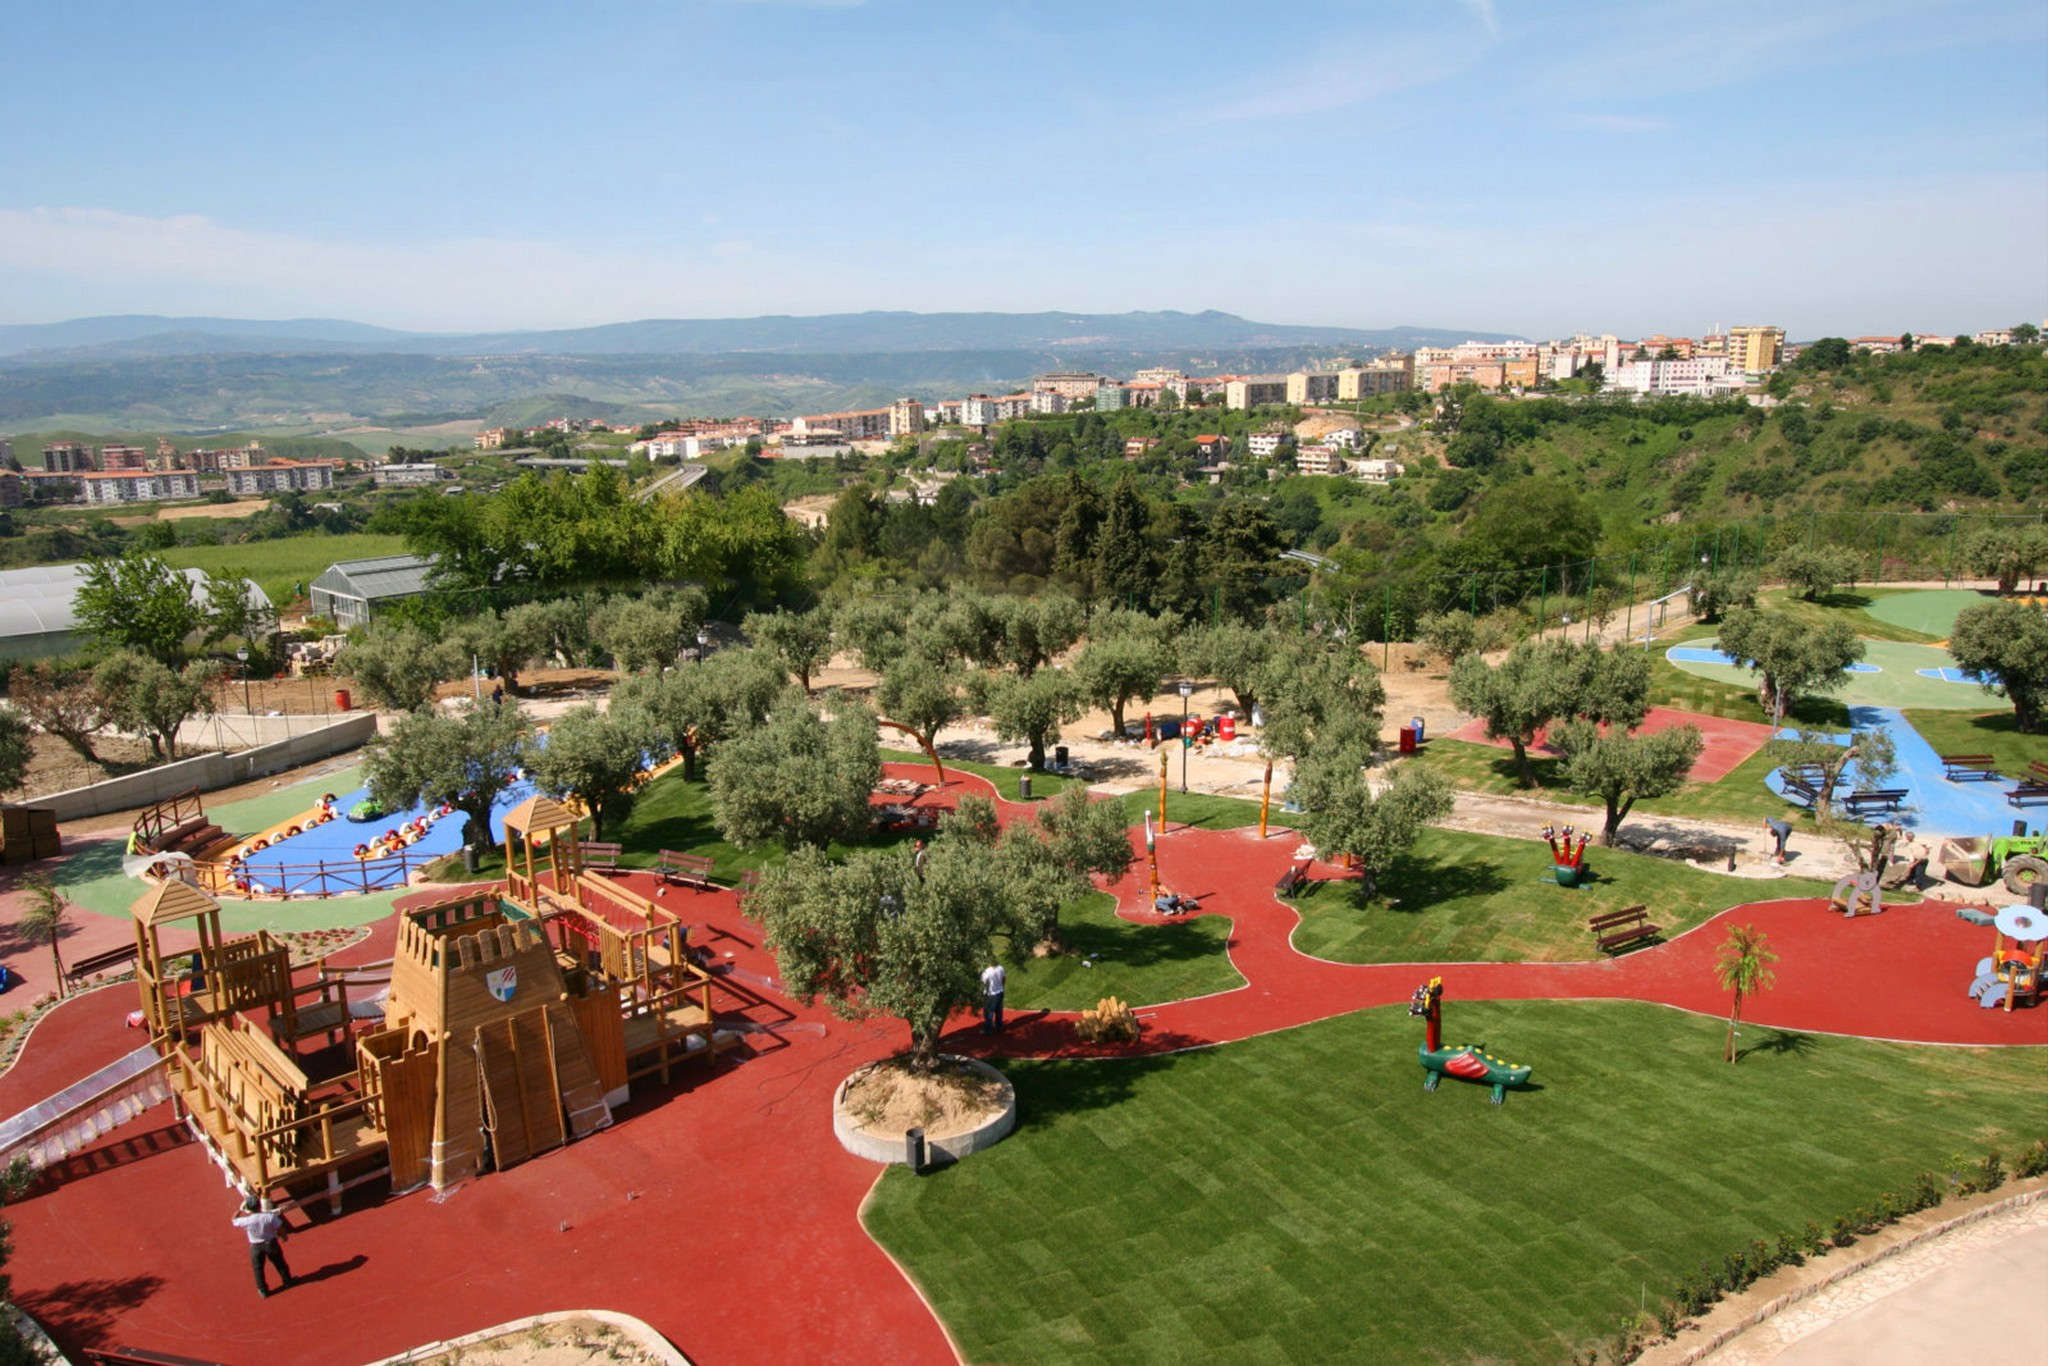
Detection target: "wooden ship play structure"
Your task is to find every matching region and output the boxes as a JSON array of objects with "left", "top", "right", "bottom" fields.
[{"left": 115, "top": 796, "right": 741, "bottom": 1206}]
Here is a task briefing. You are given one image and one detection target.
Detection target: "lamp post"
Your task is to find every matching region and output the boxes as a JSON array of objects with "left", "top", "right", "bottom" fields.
[
  {"left": 235, "top": 646, "right": 251, "bottom": 717},
  {"left": 696, "top": 629, "right": 710, "bottom": 664},
  {"left": 1177, "top": 679, "right": 1193, "bottom": 794}
]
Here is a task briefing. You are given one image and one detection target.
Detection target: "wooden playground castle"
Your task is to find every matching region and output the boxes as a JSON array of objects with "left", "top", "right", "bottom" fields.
[{"left": 131, "top": 796, "right": 737, "bottom": 1206}]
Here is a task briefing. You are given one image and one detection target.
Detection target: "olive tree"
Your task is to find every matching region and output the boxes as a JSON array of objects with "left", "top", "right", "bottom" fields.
[
  {"left": 1294, "top": 760, "right": 1453, "bottom": 901},
  {"left": 363, "top": 701, "right": 532, "bottom": 870},
  {"left": 706, "top": 691, "right": 881, "bottom": 850},
  {"left": 1553, "top": 719, "right": 1705, "bottom": 845},
  {"left": 1716, "top": 608, "right": 1863, "bottom": 728},
  {"left": 74, "top": 553, "right": 201, "bottom": 664},
  {"left": 91, "top": 652, "right": 217, "bottom": 759},
  {"left": 986, "top": 668, "right": 1081, "bottom": 771},
  {"left": 1947, "top": 599, "right": 2048, "bottom": 733},
  {"left": 527, "top": 703, "right": 648, "bottom": 839},
  {"left": 744, "top": 606, "right": 836, "bottom": 694},
  {"left": 343, "top": 623, "right": 461, "bottom": 712}
]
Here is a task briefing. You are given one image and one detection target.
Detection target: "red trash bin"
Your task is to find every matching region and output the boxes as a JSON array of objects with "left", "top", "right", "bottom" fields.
[
  {"left": 1398, "top": 725, "right": 1417, "bottom": 754},
  {"left": 334, "top": 688, "right": 352, "bottom": 712},
  {"left": 1218, "top": 715, "right": 1236, "bottom": 741}
]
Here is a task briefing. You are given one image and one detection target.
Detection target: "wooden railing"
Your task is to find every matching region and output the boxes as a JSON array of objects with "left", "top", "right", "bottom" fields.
[
  {"left": 132, "top": 789, "right": 207, "bottom": 850},
  {"left": 194, "top": 848, "right": 432, "bottom": 901},
  {"left": 166, "top": 1043, "right": 383, "bottom": 1189}
]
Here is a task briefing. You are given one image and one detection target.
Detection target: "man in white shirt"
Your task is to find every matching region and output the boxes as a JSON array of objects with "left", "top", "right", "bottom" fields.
[
  {"left": 232, "top": 1193, "right": 293, "bottom": 1297},
  {"left": 979, "top": 962, "right": 1006, "bottom": 1034}
]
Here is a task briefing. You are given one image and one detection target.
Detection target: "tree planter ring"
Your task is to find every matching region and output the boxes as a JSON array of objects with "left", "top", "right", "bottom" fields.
[{"left": 832, "top": 1054, "right": 1016, "bottom": 1166}]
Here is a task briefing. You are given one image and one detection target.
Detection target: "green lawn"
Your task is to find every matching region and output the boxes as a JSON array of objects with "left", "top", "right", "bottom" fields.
[
  {"left": 159, "top": 532, "right": 409, "bottom": 607},
  {"left": 882, "top": 748, "right": 1089, "bottom": 804},
  {"left": 1287, "top": 826, "right": 1839, "bottom": 964},
  {"left": 1648, "top": 622, "right": 1852, "bottom": 727},
  {"left": 1901, "top": 708, "right": 2048, "bottom": 779},
  {"left": 1414, "top": 739, "right": 1809, "bottom": 828},
  {"left": 1757, "top": 587, "right": 1942, "bottom": 644},
  {"left": 1004, "top": 892, "right": 1243, "bottom": 1011},
  {"left": 866, "top": 1000, "right": 2045, "bottom": 1364}
]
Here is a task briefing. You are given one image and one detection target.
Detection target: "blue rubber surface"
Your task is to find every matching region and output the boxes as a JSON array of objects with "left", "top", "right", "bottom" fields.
[
  {"left": 1670, "top": 645, "right": 1877, "bottom": 673},
  {"left": 236, "top": 775, "right": 539, "bottom": 894},
  {"left": 1915, "top": 667, "right": 1997, "bottom": 685},
  {"left": 1762, "top": 706, "right": 2036, "bottom": 839}
]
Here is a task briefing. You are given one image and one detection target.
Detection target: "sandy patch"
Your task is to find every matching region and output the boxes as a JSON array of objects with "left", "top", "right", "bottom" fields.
[
  {"left": 840, "top": 1056, "right": 1009, "bottom": 1141},
  {"left": 397, "top": 1314, "right": 672, "bottom": 1365}
]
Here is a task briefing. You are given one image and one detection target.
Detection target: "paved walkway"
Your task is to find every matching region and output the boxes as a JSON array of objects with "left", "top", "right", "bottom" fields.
[{"left": 1699, "top": 1199, "right": 2048, "bottom": 1364}]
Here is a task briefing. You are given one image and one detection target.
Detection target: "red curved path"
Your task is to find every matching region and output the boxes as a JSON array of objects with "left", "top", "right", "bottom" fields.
[{"left": 2, "top": 764, "right": 2039, "bottom": 1365}]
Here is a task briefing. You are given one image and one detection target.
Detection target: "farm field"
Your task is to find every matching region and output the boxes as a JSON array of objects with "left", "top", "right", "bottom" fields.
[{"left": 158, "top": 532, "right": 409, "bottom": 607}]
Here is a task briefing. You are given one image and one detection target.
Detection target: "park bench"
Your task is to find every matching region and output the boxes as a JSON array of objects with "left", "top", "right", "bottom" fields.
[
  {"left": 66, "top": 942, "right": 139, "bottom": 984},
  {"left": 1588, "top": 905, "right": 1660, "bottom": 954},
  {"left": 1940, "top": 754, "right": 2000, "bottom": 781},
  {"left": 1841, "top": 789, "right": 1909, "bottom": 818},
  {"left": 2027, "top": 761, "right": 2048, "bottom": 785},
  {"left": 656, "top": 849, "right": 715, "bottom": 890},
  {"left": 1274, "top": 861, "right": 1311, "bottom": 898},
  {"left": 1780, "top": 777, "right": 1821, "bottom": 809},
  {"left": 2009, "top": 781, "right": 2048, "bottom": 808},
  {"left": 577, "top": 840, "right": 622, "bottom": 872}
]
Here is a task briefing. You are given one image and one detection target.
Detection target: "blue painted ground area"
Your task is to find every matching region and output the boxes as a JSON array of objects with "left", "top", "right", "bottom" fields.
[
  {"left": 1916, "top": 666, "right": 1997, "bottom": 685},
  {"left": 1762, "top": 706, "right": 2036, "bottom": 840},
  {"left": 237, "top": 775, "right": 540, "bottom": 894},
  {"left": 1669, "top": 646, "right": 1877, "bottom": 673}
]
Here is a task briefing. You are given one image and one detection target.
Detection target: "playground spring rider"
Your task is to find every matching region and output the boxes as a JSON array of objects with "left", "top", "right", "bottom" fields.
[
  {"left": 1408, "top": 976, "right": 1533, "bottom": 1105},
  {"left": 1830, "top": 824, "right": 1903, "bottom": 918},
  {"left": 1542, "top": 825, "right": 1589, "bottom": 887},
  {"left": 1969, "top": 903, "right": 2047, "bottom": 1011}
]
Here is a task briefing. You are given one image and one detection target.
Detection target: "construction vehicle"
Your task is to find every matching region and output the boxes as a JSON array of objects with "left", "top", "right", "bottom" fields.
[{"left": 1938, "top": 831, "right": 2048, "bottom": 896}]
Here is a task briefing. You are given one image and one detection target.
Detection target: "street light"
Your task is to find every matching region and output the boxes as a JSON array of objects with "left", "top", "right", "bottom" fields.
[
  {"left": 695, "top": 629, "right": 710, "bottom": 664},
  {"left": 235, "top": 646, "right": 251, "bottom": 716},
  {"left": 1177, "top": 679, "right": 1193, "bottom": 793}
]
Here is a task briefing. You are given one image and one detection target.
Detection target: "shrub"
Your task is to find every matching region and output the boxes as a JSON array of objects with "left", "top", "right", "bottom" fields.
[
  {"left": 1978, "top": 1150, "right": 2005, "bottom": 1192},
  {"left": 1912, "top": 1171, "right": 1946, "bottom": 1212},
  {"left": 1775, "top": 1231, "right": 1804, "bottom": 1268},
  {"left": 1074, "top": 996, "right": 1140, "bottom": 1044},
  {"left": 2015, "top": 1139, "right": 2048, "bottom": 1179},
  {"left": 1831, "top": 1215, "right": 1858, "bottom": 1248}
]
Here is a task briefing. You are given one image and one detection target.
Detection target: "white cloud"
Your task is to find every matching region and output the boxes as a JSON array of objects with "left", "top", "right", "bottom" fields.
[
  {"left": 1195, "top": 32, "right": 1480, "bottom": 125},
  {"left": 1452, "top": 0, "right": 1499, "bottom": 38}
]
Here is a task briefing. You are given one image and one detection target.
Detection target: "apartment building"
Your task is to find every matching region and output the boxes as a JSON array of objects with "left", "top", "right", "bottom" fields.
[
  {"left": 1247, "top": 429, "right": 1289, "bottom": 458},
  {"left": 1852, "top": 336, "right": 1905, "bottom": 354},
  {"left": 888, "top": 397, "right": 926, "bottom": 438},
  {"left": 994, "top": 393, "right": 1034, "bottom": 421},
  {"left": 1032, "top": 372, "right": 1102, "bottom": 400},
  {"left": 1294, "top": 444, "right": 1344, "bottom": 476},
  {"left": 1605, "top": 356, "right": 1747, "bottom": 397},
  {"left": 1193, "top": 434, "right": 1230, "bottom": 458},
  {"left": 82, "top": 470, "right": 202, "bottom": 505},
  {"left": 1123, "top": 437, "right": 1160, "bottom": 459},
  {"left": 1224, "top": 376, "right": 1288, "bottom": 410},
  {"left": 475, "top": 427, "right": 510, "bottom": 450},
  {"left": 98, "top": 444, "right": 149, "bottom": 471},
  {"left": 41, "top": 442, "right": 91, "bottom": 473},
  {"left": 1725, "top": 325, "right": 1786, "bottom": 374},
  {"left": 1132, "top": 367, "right": 1185, "bottom": 385},
  {"left": 1285, "top": 371, "right": 1340, "bottom": 405},
  {"left": 1124, "top": 381, "right": 1163, "bottom": 408},
  {"left": 959, "top": 395, "right": 998, "bottom": 426},
  {"left": 373, "top": 463, "right": 452, "bottom": 487},
  {"left": 224, "top": 460, "right": 336, "bottom": 496},
  {"left": 1094, "top": 383, "right": 1129, "bottom": 411},
  {"left": 0, "top": 472, "right": 21, "bottom": 508},
  {"left": 1336, "top": 357, "right": 1412, "bottom": 399},
  {"left": 792, "top": 409, "right": 891, "bottom": 441},
  {"left": 1029, "top": 390, "right": 1068, "bottom": 415}
]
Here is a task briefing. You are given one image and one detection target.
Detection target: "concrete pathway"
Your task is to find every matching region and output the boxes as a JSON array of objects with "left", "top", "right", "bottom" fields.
[{"left": 1699, "top": 1200, "right": 2048, "bottom": 1364}]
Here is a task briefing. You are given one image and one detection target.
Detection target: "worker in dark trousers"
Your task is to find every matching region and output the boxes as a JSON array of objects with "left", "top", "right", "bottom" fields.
[{"left": 232, "top": 1193, "right": 293, "bottom": 1297}]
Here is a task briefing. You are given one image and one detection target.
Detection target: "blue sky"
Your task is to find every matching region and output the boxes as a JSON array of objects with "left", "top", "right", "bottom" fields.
[{"left": 2, "top": 0, "right": 2043, "bottom": 338}]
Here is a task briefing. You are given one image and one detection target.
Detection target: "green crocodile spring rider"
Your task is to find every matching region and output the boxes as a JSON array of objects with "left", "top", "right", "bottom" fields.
[{"left": 1408, "top": 976, "right": 1533, "bottom": 1105}]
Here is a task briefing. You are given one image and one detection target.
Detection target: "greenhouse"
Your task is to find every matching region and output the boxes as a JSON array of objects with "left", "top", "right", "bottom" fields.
[{"left": 0, "top": 562, "right": 270, "bottom": 662}]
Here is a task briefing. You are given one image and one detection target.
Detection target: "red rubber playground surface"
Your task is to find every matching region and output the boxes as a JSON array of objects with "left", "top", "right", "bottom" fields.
[
  {"left": 0, "top": 765, "right": 2038, "bottom": 1365},
  {"left": 1445, "top": 705, "right": 1776, "bottom": 783}
]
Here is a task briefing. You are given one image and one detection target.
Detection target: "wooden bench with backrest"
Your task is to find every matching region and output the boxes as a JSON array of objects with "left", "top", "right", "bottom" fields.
[
  {"left": 1941, "top": 754, "right": 2000, "bottom": 781},
  {"left": 1842, "top": 789, "right": 1909, "bottom": 817},
  {"left": 2010, "top": 780, "right": 2048, "bottom": 808},
  {"left": 2028, "top": 761, "right": 2048, "bottom": 785},
  {"left": 1589, "top": 905, "right": 1660, "bottom": 954},
  {"left": 578, "top": 841, "right": 622, "bottom": 872},
  {"left": 1274, "top": 861, "right": 1311, "bottom": 898},
  {"left": 1780, "top": 776, "right": 1821, "bottom": 809},
  {"left": 67, "top": 942, "right": 140, "bottom": 984},
  {"left": 656, "top": 849, "right": 715, "bottom": 890}
]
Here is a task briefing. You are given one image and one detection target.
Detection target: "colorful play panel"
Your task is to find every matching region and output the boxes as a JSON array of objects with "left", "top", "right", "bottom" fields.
[
  {"left": 1667, "top": 638, "right": 2004, "bottom": 710},
  {"left": 1444, "top": 704, "right": 1776, "bottom": 783},
  {"left": 1861, "top": 587, "right": 1992, "bottom": 639},
  {"left": 2, "top": 765, "right": 2042, "bottom": 1365}
]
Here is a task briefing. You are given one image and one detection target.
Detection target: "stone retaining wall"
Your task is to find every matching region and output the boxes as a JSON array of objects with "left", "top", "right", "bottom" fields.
[{"left": 30, "top": 713, "right": 377, "bottom": 821}]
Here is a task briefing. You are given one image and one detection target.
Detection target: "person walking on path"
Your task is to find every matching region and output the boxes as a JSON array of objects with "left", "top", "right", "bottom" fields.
[
  {"left": 1764, "top": 818, "right": 1793, "bottom": 865},
  {"left": 979, "top": 962, "right": 1006, "bottom": 1034},
  {"left": 233, "top": 1193, "right": 293, "bottom": 1297}
]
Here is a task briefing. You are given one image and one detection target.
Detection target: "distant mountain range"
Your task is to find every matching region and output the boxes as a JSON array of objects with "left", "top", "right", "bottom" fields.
[
  {"left": 0, "top": 310, "right": 1513, "bottom": 362},
  {"left": 0, "top": 310, "right": 1515, "bottom": 435}
]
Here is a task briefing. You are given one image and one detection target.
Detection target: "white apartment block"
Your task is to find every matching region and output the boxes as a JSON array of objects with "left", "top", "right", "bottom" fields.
[
  {"left": 994, "top": 393, "right": 1034, "bottom": 421},
  {"left": 1295, "top": 444, "right": 1344, "bottom": 476},
  {"left": 1605, "top": 356, "right": 1747, "bottom": 398},
  {"left": 960, "top": 395, "right": 998, "bottom": 426},
  {"left": 1029, "top": 390, "right": 1068, "bottom": 415},
  {"left": 1247, "top": 431, "right": 1287, "bottom": 458},
  {"left": 1350, "top": 458, "right": 1403, "bottom": 482},
  {"left": 225, "top": 461, "right": 336, "bottom": 495},
  {"left": 82, "top": 470, "right": 202, "bottom": 505}
]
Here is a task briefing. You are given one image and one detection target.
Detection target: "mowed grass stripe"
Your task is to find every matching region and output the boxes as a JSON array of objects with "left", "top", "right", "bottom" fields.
[{"left": 866, "top": 1000, "right": 2044, "bottom": 1364}]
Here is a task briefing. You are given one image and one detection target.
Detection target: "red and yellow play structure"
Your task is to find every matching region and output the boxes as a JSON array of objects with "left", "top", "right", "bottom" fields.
[{"left": 1969, "top": 903, "right": 2047, "bottom": 1012}]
